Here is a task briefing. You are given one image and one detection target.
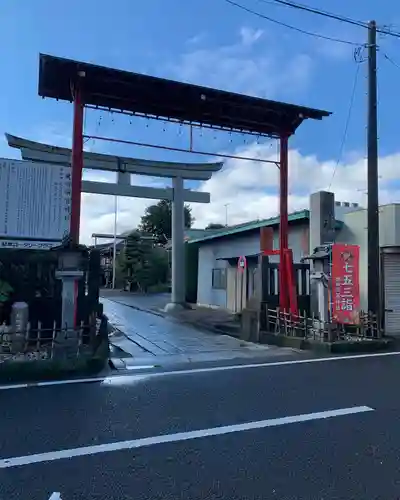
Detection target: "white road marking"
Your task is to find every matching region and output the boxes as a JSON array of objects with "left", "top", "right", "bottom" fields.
[
  {"left": 101, "top": 375, "right": 149, "bottom": 386},
  {"left": 48, "top": 493, "right": 62, "bottom": 500},
  {"left": 125, "top": 365, "right": 156, "bottom": 371},
  {"left": 0, "top": 377, "right": 105, "bottom": 391},
  {"left": 0, "top": 406, "right": 373, "bottom": 469},
  {"left": 1, "top": 350, "right": 399, "bottom": 391}
]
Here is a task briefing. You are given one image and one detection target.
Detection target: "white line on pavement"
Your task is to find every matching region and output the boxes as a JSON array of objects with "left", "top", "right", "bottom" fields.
[
  {"left": 0, "top": 366, "right": 157, "bottom": 391},
  {"left": 0, "top": 406, "right": 373, "bottom": 469},
  {"left": 125, "top": 365, "right": 156, "bottom": 371},
  {"left": 0, "top": 378, "right": 104, "bottom": 391},
  {"left": 1, "top": 350, "right": 400, "bottom": 391}
]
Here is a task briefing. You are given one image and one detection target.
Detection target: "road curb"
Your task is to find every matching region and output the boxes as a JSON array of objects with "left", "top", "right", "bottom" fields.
[{"left": 261, "top": 332, "right": 395, "bottom": 354}]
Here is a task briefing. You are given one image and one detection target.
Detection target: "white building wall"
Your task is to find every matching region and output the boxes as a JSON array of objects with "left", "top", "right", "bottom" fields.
[
  {"left": 197, "top": 233, "right": 259, "bottom": 308},
  {"left": 336, "top": 204, "right": 400, "bottom": 311},
  {"left": 336, "top": 210, "right": 369, "bottom": 311},
  {"left": 196, "top": 223, "right": 309, "bottom": 308}
]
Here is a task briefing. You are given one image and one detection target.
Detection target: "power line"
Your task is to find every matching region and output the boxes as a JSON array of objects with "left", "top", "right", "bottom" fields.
[
  {"left": 382, "top": 52, "right": 400, "bottom": 70},
  {"left": 328, "top": 63, "right": 361, "bottom": 190},
  {"left": 257, "top": 0, "right": 400, "bottom": 42},
  {"left": 264, "top": 0, "right": 368, "bottom": 28},
  {"left": 378, "top": 25, "right": 400, "bottom": 39},
  {"left": 376, "top": 25, "right": 400, "bottom": 39},
  {"left": 223, "top": 0, "right": 362, "bottom": 45}
]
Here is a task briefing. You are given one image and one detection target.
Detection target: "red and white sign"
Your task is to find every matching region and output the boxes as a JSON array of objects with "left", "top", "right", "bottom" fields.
[
  {"left": 331, "top": 244, "right": 361, "bottom": 324},
  {"left": 237, "top": 255, "right": 247, "bottom": 271}
]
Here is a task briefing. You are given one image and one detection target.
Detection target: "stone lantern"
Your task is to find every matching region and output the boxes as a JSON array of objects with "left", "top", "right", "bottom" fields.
[
  {"left": 302, "top": 245, "right": 332, "bottom": 323},
  {"left": 52, "top": 236, "right": 87, "bottom": 335}
]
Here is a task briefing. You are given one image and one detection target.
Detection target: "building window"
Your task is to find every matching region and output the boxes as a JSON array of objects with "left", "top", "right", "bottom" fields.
[{"left": 212, "top": 268, "right": 226, "bottom": 290}]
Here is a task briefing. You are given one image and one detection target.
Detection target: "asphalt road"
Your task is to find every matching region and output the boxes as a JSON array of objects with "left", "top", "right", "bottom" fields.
[{"left": 2, "top": 352, "right": 400, "bottom": 499}]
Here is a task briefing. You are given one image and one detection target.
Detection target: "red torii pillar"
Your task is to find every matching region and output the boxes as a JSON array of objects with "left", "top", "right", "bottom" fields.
[
  {"left": 279, "top": 135, "right": 289, "bottom": 311},
  {"left": 278, "top": 134, "right": 297, "bottom": 315},
  {"left": 263, "top": 135, "right": 297, "bottom": 314},
  {"left": 70, "top": 83, "right": 84, "bottom": 244}
]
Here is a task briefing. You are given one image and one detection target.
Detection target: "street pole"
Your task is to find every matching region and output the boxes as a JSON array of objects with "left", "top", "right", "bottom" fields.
[
  {"left": 367, "top": 20, "right": 380, "bottom": 318},
  {"left": 224, "top": 203, "right": 229, "bottom": 226},
  {"left": 112, "top": 195, "right": 117, "bottom": 289}
]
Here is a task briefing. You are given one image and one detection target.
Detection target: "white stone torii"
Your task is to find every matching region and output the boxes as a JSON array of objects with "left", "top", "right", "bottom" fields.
[{"left": 6, "top": 134, "right": 223, "bottom": 310}]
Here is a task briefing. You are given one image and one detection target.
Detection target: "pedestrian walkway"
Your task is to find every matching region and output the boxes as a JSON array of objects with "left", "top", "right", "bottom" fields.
[
  {"left": 101, "top": 289, "right": 241, "bottom": 335},
  {"left": 102, "top": 297, "right": 295, "bottom": 370},
  {"left": 101, "top": 289, "right": 170, "bottom": 313}
]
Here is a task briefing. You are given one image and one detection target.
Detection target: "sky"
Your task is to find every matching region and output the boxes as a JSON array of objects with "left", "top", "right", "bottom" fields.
[{"left": 2, "top": 0, "right": 400, "bottom": 244}]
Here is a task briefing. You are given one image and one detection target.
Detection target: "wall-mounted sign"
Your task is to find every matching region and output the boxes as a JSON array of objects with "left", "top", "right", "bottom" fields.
[
  {"left": 0, "top": 239, "right": 60, "bottom": 250},
  {"left": 0, "top": 159, "right": 71, "bottom": 246},
  {"left": 238, "top": 255, "right": 247, "bottom": 271},
  {"left": 331, "top": 243, "right": 360, "bottom": 324}
]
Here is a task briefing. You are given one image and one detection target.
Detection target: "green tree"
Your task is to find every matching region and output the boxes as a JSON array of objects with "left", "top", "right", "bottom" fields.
[
  {"left": 0, "top": 280, "right": 13, "bottom": 303},
  {"left": 148, "top": 247, "right": 169, "bottom": 284},
  {"left": 121, "top": 231, "right": 146, "bottom": 291},
  {"left": 139, "top": 200, "right": 193, "bottom": 243},
  {"left": 205, "top": 223, "right": 226, "bottom": 230},
  {"left": 121, "top": 231, "right": 169, "bottom": 292}
]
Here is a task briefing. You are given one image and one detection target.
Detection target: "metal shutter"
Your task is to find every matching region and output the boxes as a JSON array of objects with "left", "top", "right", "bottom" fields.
[{"left": 383, "top": 253, "right": 400, "bottom": 335}]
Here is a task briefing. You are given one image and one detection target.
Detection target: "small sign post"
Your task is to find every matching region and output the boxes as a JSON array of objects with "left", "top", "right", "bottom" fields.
[
  {"left": 238, "top": 255, "right": 247, "bottom": 272},
  {"left": 237, "top": 256, "right": 247, "bottom": 311}
]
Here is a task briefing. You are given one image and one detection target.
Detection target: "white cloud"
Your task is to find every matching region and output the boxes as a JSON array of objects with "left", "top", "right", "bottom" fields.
[
  {"left": 81, "top": 193, "right": 152, "bottom": 243},
  {"left": 189, "top": 141, "right": 400, "bottom": 227},
  {"left": 168, "top": 28, "right": 313, "bottom": 99},
  {"left": 239, "top": 27, "right": 264, "bottom": 46},
  {"left": 79, "top": 140, "right": 400, "bottom": 244}
]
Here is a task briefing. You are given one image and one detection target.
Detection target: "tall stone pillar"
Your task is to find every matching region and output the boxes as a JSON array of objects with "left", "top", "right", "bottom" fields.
[
  {"left": 165, "top": 176, "right": 186, "bottom": 311},
  {"left": 309, "top": 191, "right": 335, "bottom": 317},
  {"left": 309, "top": 191, "right": 336, "bottom": 252}
]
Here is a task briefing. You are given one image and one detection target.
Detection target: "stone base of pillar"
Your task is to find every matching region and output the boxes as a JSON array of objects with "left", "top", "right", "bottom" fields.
[{"left": 164, "top": 302, "right": 191, "bottom": 313}]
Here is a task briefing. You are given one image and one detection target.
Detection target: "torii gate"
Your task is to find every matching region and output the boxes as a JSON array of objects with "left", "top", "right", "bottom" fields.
[
  {"left": 34, "top": 53, "right": 330, "bottom": 313},
  {"left": 6, "top": 134, "right": 223, "bottom": 309}
]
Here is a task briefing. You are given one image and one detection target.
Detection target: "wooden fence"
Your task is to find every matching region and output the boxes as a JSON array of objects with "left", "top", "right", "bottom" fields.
[
  {"left": 0, "top": 248, "right": 101, "bottom": 330},
  {"left": 264, "top": 308, "right": 382, "bottom": 342}
]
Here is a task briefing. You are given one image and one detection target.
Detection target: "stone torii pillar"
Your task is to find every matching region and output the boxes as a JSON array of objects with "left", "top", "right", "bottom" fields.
[{"left": 166, "top": 176, "right": 185, "bottom": 311}]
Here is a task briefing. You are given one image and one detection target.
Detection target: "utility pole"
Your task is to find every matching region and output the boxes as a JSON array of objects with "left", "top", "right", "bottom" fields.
[{"left": 367, "top": 20, "right": 380, "bottom": 318}]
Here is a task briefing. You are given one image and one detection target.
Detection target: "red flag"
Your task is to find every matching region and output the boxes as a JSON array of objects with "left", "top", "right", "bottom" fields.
[{"left": 331, "top": 244, "right": 361, "bottom": 324}]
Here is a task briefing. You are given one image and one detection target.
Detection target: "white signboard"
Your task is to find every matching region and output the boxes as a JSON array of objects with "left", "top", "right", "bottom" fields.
[
  {"left": 0, "top": 239, "right": 61, "bottom": 250},
  {"left": 0, "top": 158, "right": 71, "bottom": 242}
]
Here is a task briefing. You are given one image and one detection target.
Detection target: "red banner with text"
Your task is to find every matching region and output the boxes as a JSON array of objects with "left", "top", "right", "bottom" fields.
[{"left": 331, "top": 244, "right": 361, "bottom": 324}]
